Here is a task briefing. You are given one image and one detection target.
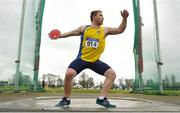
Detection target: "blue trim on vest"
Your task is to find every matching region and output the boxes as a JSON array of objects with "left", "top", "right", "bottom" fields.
[{"left": 77, "top": 25, "right": 90, "bottom": 59}]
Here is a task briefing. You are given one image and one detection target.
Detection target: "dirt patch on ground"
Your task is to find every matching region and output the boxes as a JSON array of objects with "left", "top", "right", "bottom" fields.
[{"left": 117, "top": 93, "right": 180, "bottom": 105}]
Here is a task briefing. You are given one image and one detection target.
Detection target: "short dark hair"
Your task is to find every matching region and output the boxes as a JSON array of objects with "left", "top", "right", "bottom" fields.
[{"left": 90, "top": 10, "right": 102, "bottom": 22}]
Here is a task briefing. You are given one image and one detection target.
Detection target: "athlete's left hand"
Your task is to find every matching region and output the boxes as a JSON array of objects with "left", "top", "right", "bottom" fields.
[{"left": 121, "top": 10, "right": 129, "bottom": 19}]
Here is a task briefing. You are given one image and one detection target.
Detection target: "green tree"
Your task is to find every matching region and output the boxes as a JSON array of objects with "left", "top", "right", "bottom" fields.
[
  {"left": 78, "top": 72, "right": 95, "bottom": 89},
  {"left": 163, "top": 75, "right": 169, "bottom": 89},
  {"left": 79, "top": 72, "right": 88, "bottom": 88},
  {"left": 57, "top": 77, "right": 63, "bottom": 87},
  {"left": 112, "top": 83, "right": 119, "bottom": 89},
  {"left": 87, "top": 77, "right": 95, "bottom": 88},
  {"left": 171, "top": 74, "right": 176, "bottom": 88}
]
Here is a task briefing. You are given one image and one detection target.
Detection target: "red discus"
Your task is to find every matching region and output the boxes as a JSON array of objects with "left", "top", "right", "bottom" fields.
[{"left": 48, "top": 29, "right": 61, "bottom": 39}]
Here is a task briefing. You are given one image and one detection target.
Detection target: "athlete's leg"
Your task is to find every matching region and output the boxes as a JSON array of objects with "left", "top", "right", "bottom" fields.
[
  {"left": 55, "top": 68, "right": 76, "bottom": 107},
  {"left": 64, "top": 58, "right": 87, "bottom": 97},
  {"left": 90, "top": 60, "right": 116, "bottom": 97},
  {"left": 64, "top": 68, "right": 77, "bottom": 97},
  {"left": 101, "top": 68, "right": 116, "bottom": 97},
  {"left": 90, "top": 60, "right": 116, "bottom": 108},
  {"left": 56, "top": 59, "right": 86, "bottom": 107}
]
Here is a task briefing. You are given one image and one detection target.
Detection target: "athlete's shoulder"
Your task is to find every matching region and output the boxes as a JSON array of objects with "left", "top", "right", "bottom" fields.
[
  {"left": 77, "top": 25, "right": 85, "bottom": 32},
  {"left": 103, "top": 26, "right": 110, "bottom": 36},
  {"left": 80, "top": 25, "right": 89, "bottom": 31},
  {"left": 80, "top": 25, "right": 92, "bottom": 32}
]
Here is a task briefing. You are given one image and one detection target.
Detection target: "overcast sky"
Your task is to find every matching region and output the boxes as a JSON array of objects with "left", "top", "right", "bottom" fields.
[
  {"left": 1, "top": 0, "right": 180, "bottom": 84},
  {"left": 39, "top": 0, "right": 180, "bottom": 83}
]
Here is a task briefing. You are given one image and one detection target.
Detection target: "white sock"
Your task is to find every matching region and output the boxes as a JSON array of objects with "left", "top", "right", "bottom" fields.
[
  {"left": 65, "top": 97, "right": 70, "bottom": 100},
  {"left": 98, "top": 96, "right": 105, "bottom": 100}
]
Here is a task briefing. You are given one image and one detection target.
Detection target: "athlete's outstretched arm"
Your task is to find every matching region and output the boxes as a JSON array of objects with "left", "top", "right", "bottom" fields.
[
  {"left": 54, "top": 25, "right": 85, "bottom": 39},
  {"left": 105, "top": 10, "right": 129, "bottom": 36}
]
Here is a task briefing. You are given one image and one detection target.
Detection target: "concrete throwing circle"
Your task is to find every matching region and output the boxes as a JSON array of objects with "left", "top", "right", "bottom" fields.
[{"left": 0, "top": 96, "right": 179, "bottom": 112}]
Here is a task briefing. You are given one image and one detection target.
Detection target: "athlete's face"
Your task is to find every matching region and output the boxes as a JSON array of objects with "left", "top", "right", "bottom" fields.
[{"left": 94, "top": 12, "right": 104, "bottom": 25}]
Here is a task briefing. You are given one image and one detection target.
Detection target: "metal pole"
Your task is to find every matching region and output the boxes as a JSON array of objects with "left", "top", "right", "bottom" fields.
[
  {"left": 137, "top": 0, "right": 143, "bottom": 92},
  {"left": 15, "top": 0, "right": 27, "bottom": 92},
  {"left": 33, "top": 0, "right": 46, "bottom": 91},
  {"left": 33, "top": 0, "right": 42, "bottom": 91},
  {"left": 132, "top": 0, "right": 140, "bottom": 90},
  {"left": 153, "top": 0, "right": 163, "bottom": 93}
]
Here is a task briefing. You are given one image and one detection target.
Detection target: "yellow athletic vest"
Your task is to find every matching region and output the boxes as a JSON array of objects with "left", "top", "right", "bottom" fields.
[{"left": 77, "top": 26, "right": 105, "bottom": 62}]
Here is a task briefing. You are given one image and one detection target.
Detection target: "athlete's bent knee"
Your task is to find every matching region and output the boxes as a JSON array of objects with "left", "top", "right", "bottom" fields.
[
  {"left": 104, "top": 68, "right": 116, "bottom": 80},
  {"left": 65, "top": 68, "right": 77, "bottom": 81}
]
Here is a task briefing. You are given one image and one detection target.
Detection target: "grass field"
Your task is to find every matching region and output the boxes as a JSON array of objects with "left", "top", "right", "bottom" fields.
[
  {"left": 1, "top": 86, "right": 180, "bottom": 96},
  {"left": 0, "top": 86, "right": 180, "bottom": 96}
]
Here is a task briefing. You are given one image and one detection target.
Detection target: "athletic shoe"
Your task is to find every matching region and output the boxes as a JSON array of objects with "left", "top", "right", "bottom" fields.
[
  {"left": 55, "top": 97, "right": 70, "bottom": 107},
  {"left": 96, "top": 97, "right": 116, "bottom": 108}
]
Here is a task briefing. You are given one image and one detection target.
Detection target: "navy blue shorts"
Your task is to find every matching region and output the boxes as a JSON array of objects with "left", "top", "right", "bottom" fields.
[{"left": 68, "top": 58, "right": 111, "bottom": 75}]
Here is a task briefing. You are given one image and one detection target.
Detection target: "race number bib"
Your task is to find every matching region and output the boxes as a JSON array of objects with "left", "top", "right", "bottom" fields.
[{"left": 85, "top": 38, "right": 99, "bottom": 48}]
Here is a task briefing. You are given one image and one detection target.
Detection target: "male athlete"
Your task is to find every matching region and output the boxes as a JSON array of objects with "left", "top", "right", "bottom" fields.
[{"left": 49, "top": 10, "right": 129, "bottom": 108}]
